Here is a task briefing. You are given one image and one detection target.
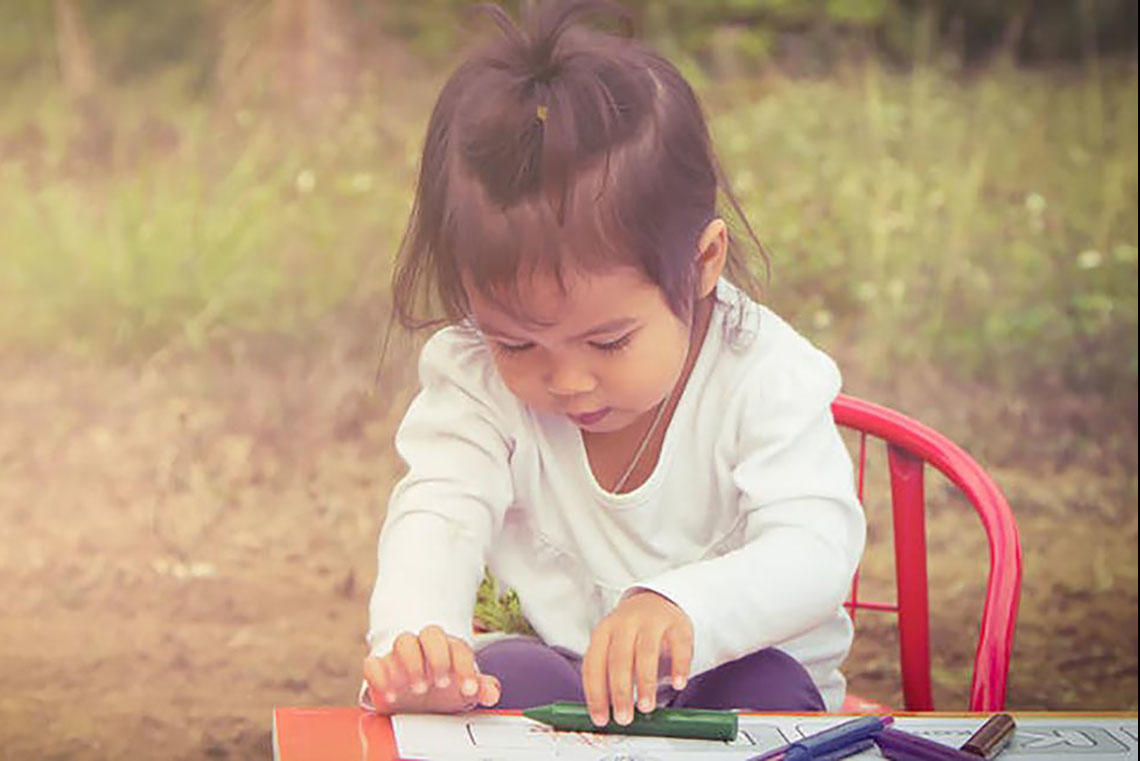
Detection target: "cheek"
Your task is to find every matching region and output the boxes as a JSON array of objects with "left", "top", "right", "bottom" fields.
[
  {"left": 657, "top": 323, "right": 693, "bottom": 385},
  {"left": 614, "top": 332, "right": 690, "bottom": 401},
  {"left": 491, "top": 356, "right": 542, "bottom": 401},
  {"left": 653, "top": 342, "right": 689, "bottom": 390}
]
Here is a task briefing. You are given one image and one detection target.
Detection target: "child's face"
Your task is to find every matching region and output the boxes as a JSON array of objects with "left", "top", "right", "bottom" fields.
[{"left": 467, "top": 266, "right": 693, "bottom": 434}]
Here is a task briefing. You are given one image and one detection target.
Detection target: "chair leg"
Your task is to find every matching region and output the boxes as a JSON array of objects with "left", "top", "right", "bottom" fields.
[{"left": 888, "top": 444, "right": 934, "bottom": 711}]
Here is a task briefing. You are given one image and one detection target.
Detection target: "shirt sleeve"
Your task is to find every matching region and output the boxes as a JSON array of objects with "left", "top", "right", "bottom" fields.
[
  {"left": 365, "top": 328, "right": 516, "bottom": 659},
  {"left": 631, "top": 338, "right": 865, "bottom": 677}
]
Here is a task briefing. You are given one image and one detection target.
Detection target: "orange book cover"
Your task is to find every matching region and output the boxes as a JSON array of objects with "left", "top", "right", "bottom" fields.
[{"left": 273, "top": 707, "right": 399, "bottom": 761}]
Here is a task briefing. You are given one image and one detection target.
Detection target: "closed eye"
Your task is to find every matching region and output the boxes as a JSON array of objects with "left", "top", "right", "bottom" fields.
[
  {"left": 589, "top": 332, "right": 634, "bottom": 353},
  {"left": 493, "top": 341, "right": 534, "bottom": 355}
]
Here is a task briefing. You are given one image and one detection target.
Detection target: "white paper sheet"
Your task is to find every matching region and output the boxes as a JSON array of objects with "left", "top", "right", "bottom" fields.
[{"left": 391, "top": 713, "right": 1139, "bottom": 761}]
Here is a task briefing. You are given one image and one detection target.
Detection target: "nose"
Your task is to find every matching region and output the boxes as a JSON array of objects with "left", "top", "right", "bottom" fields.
[{"left": 544, "top": 356, "right": 597, "bottom": 398}]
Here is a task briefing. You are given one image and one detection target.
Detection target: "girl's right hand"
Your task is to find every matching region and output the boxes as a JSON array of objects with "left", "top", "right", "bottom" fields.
[{"left": 362, "top": 625, "right": 501, "bottom": 714}]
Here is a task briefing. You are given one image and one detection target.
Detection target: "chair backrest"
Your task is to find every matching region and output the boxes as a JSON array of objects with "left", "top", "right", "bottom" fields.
[{"left": 831, "top": 393, "right": 1022, "bottom": 711}]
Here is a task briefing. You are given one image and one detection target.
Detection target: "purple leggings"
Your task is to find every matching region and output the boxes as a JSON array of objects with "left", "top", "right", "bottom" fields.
[{"left": 475, "top": 636, "right": 824, "bottom": 711}]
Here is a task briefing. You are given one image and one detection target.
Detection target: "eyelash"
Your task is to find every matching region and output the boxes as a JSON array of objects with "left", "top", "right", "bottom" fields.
[
  {"left": 493, "top": 342, "right": 534, "bottom": 356},
  {"left": 590, "top": 334, "right": 633, "bottom": 353},
  {"left": 492, "top": 333, "right": 634, "bottom": 356}
]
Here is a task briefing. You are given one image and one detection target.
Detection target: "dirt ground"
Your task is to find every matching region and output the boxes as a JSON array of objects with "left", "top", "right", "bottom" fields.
[{"left": 1, "top": 320, "right": 1136, "bottom": 760}]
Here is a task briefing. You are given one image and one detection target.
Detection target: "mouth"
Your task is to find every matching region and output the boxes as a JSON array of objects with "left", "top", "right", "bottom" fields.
[{"left": 567, "top": 407, "right": 612, "bottom": 426}]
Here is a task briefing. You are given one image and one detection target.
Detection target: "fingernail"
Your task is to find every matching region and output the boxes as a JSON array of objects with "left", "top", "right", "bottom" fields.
[
  {"left": 461, "top": 678, "right": 478, "bottom": 695},
  {"left": 591, "top": 712, "right": 607, "bottom": 727},
  {"left": 412, "top": 681, "right": 427, "bottom": 694},
  {"left": 638, "top": 697, "right": 653, "bottom": 713},
  {"left": 673, "top": 676, "right": 687, "bottom": 690},
  {"left": 616, "top": 708, "right": 632, "bottom": 725},
  {"left": 435, "top": 675, "right": 450, "bottom": 689}
]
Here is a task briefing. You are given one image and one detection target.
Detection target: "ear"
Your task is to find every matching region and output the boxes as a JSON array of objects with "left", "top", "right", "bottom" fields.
[{"left": 694, "top": 218, "right": 728, "bottom": 298}]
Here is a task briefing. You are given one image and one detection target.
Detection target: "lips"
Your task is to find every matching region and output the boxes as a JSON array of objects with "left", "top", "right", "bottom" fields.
[{"left": 568, "top": 407, "right": 611, "bottom": 426}]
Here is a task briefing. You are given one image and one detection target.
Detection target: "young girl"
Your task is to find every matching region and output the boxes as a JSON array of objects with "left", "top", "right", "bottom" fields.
[{"left": 362, "top": 0, "right": 865, "bottom": 724}]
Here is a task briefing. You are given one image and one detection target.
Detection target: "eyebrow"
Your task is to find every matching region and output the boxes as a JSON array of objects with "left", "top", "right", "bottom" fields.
[{"left": 477, "top": 316, "right": 639, "bottom": 342}]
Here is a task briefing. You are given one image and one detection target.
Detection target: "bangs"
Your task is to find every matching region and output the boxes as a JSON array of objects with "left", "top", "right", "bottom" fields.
[
  {"left": 444, "top": 149, "right": 648, "bottom": 325},
  {"left": 441, "top": 95, "right": 714, "bottom": 325}
]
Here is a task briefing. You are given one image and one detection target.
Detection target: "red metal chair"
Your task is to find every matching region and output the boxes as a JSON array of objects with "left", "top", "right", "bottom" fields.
[{"left": 832, "top": 394, "right": 1022, "bottom": 712}]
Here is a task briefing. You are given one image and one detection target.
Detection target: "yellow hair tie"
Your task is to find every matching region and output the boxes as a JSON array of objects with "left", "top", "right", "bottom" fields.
[{"left": 536, "top": 104, "right": 548, "bottom": 123}]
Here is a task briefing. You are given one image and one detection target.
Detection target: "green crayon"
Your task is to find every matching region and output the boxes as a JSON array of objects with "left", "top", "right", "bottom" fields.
[{"left": 523, "top": 701, "right": 738, "bottom": 741}]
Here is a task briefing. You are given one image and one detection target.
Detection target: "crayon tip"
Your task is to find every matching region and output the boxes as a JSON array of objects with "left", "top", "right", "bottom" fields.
[{"left": 522, "top": 705, "right": 552, "bottom": 723}]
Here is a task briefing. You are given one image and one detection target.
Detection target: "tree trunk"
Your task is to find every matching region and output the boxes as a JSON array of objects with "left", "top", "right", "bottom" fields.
[
  {"left": 272, "top": 0, "right": 357, "bottom": 118},
  {"left": 54, "top": 0, "right": 114, "bottom": 173},
  {"left": 211, "top": 0, "right": 273, "bottom": 108},
  {"left": 53, "top": 0, "right": 97, "bottom": 101},
  {"left": 998, "top": 0, "right": 1034, "bottom": 64}
]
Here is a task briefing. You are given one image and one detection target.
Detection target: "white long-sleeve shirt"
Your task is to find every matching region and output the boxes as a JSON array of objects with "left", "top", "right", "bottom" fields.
[{"left": 367, "top": 280, "right": 865, "bottom": 709}]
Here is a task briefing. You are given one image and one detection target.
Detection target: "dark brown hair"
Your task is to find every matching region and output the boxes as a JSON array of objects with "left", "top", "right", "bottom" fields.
[{"left": 389, "top": 0, "right": 766, "bottom": 331}]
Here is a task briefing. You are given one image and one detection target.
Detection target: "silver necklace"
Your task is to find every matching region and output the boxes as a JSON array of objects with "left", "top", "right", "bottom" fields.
[{"left": 610, "top": 383, "right": 677, "bottom": 493}]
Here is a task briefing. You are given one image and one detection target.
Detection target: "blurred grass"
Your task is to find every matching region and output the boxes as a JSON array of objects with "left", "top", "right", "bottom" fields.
[
  {"left": 0, "top": 75, "right": 425, "bottom": 356},
  {"left": 0, "top": 61, "right": 1136, "bottom": 400},
  {"left": 710, "top": 63, "right": 1137, "bottom": 397}
]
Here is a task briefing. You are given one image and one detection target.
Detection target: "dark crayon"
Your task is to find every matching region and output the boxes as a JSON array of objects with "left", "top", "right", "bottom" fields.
[
  {"left": 875, "top": 727, "right": 981, "bottom": 761},
  {"left": 960, "top": 714, "right": 1016, "bottom": 759}
]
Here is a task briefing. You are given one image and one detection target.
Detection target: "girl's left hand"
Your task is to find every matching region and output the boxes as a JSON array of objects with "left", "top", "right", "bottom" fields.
[{"left": 581, "top": 590, "right": 693, "bottom": 727}]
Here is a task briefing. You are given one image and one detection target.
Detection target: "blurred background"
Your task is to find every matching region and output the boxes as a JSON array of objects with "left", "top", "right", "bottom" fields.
[{"left": 0, "top": 1, "right": 1135, "bottom": 759}]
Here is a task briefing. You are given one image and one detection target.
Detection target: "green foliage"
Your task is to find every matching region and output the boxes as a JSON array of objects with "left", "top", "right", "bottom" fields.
[
  {"left": 825, "top": 0, "right": 889, "bottom": 27},
  {"left": 0, "top": 89, "right": 417, "bottom": 354},
  {"left": 0, "top": 53, "right": 1135, "bottom": 399},
  {"left": 0, "top": 3, "right": 54, "bottom": 81},
  {"left": 90, "top": 0, "right": 217, "bottom": 89},
  {"left": 474, "top": 572, "right": 537, "bottom": 636},
  {"left": 710, "top": 64, "right": 1138, "bottom": 396},
  {"left": 1, "top": 0, "right": 1132, "bottom": 85}
]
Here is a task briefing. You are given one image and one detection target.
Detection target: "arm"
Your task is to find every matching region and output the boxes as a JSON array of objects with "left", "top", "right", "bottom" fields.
[
  {"left": 363, "top": 330, "right": 515, "bottom": 710},
  {"left": 634, "top": 347, "right": 865, "bottom": 676}
]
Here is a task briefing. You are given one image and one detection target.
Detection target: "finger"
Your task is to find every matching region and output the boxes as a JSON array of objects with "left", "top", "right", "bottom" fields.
[
  {"left": 607, "top": 627, "right": 637, "bottom": 725},
  {"left": 448, "top": 637, "right": 480, "bottom": 698},
  {"left": 393, "top": 632, "right": 429, "bottom": 695},
  {"left": 363, "top": 655, "right": 384, "bottom": 689},
  {"left": 476, "top": 673, "right": 501, "bottom": 707},
  {"left": 664, "top": 625, "right": 693, "bottom": 691},
  {"left": 634, "top": 628, "right": 664, "bottom": 714},
  {"left": 418, "top": 625, "right": 454, "bottom": 689},
  {"left": 363, "top": 656, "right": 398, "bottom": 708},
  {"left": 382, "top": 655, "right": 412, "bottom": 698},
  {"left": 362, "top": 656, "right": 389, "bottom": 706},
  {"left": 380, "top": 652, "right": 412, "bottom": 695},
  {"left": 581, "top": 628, "right": 612, "bottom": 727}
]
